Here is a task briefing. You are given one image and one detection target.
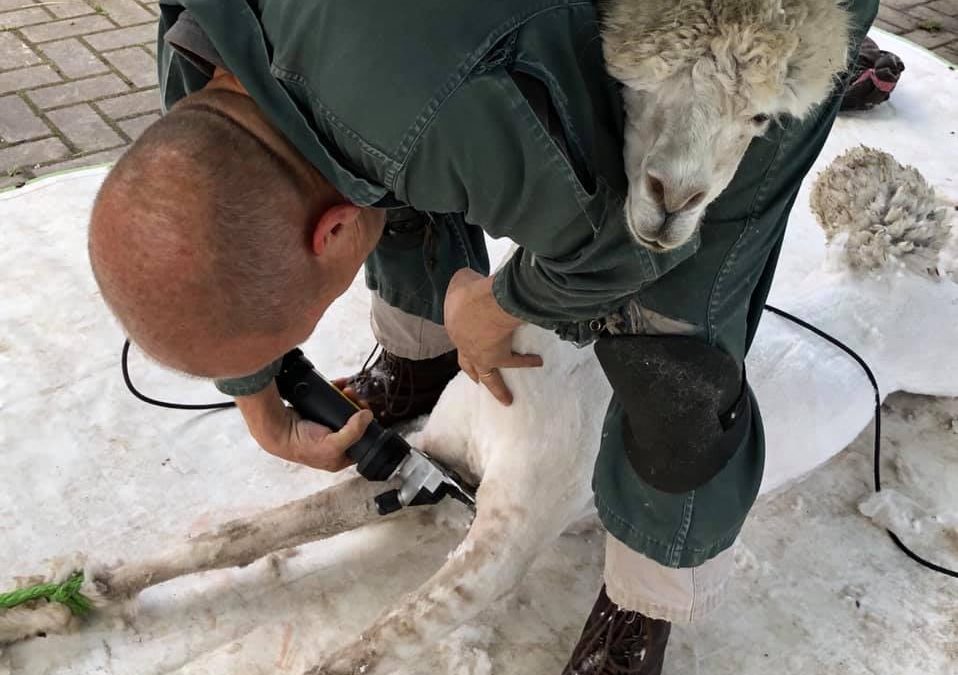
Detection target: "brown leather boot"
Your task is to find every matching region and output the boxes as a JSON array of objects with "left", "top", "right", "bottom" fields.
[
  {"left": 561, "top": 585, "right": 671, "bottom": 675},
  {"left": 336, "top": 346, "right": 460, "bottom": 427}
]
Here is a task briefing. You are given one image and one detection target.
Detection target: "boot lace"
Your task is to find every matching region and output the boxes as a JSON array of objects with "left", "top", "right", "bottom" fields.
[{"left": 349, "top": 344, "right": 416, "bottom": 418}]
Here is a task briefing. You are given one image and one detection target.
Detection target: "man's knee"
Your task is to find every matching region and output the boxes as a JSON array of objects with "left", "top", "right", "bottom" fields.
[{"left": 595, "top": 335, "right": 750, "bottom": 494}]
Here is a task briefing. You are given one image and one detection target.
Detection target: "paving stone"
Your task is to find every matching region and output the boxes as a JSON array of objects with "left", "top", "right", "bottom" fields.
[
  {"left": 19, "top": 15, "right": 115, "bottom": 43},
  {"left": 0, "top": 31, "right": 41, "bottom": 70},
  {"left": 901, "top": 29, "right": 957, "bottom": 50},
  {"left": 874, "top": 18, "right": 907, "bottom": 34},
  {"left": 92, "top": 0, "right": 153, "bottom": 26},
  {"left": 0, "top": 64, "right": 60, "bottom": 95},
  {"left": 907, "top": 6, "right": 958, "bottom": 35},
  {"left": 41, "top": 38, "right": 108, "bottom": 78},
  {"left": 0, "top": 94, "right": 49, "bottom": 142},
  {"left": 876, "top": 5, "right": 922, "bottom": 32},
  {"left": 927, "top": 0, "right": 958, "bottom": 15},
  {"left": 879, "top": 0, "right": 926, "bottom": 9},
  {"left": 37, "top": 145, "right": 124, "bottom": 174},
  {"left": 117, "top": 110, "right": 158, "bottom": 140},
  {"left": 0, "top": 173, "right": 25, "bottom": 190},
  {"left": 85, "top": 23, "right": 155, "bottom": 51},
  {"left": 46, "top": 1, "right": 96, "bottom": 19},
  {"left": 95, "top": 86, "right": 159, "bottom": 118},
  {"left": 0, "top": 7, "right": 51, "bottom": 29},
  {"left": 0, "top": 0, "right": 39, "bottom": 11},
  {"left": 27, "top": 72, "right": 127, "bottom": 108},
  {"left": 103, "top": 45, "right": 156, "bottom": 87},
  {"left": 933, "top": 43, "right": 958, "bottom": 64},
  {"left": 46, "top": 102, "right": 123, "bottom": 151},
  {"left": 0, "top": 136, "right": 69, "bottom": 173}
]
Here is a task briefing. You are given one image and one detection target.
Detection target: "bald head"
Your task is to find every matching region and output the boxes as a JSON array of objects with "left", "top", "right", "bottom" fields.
[{"left": 89, "top": 88, "right": 354, "bottom": 377}]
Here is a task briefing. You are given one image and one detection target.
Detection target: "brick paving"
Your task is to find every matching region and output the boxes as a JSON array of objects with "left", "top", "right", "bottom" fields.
[
  {"left": 0, "top": 0, "right": 161, "bottom": 189},
  {"left": 874, "top": 0, "right": 958, "bottom": 60},
  {"left": 0, "top": 0, "right": 956, "bottom": 190}
]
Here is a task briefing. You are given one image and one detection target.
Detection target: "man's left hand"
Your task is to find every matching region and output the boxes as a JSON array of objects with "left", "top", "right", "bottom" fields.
[{"left": 443, "top": 268, "right": 543, "bottom": 405}]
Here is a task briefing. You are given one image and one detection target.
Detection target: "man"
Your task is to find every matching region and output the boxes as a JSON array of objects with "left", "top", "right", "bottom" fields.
[{"left": 89, "top": 0, "right": 876, "bottom": 672}]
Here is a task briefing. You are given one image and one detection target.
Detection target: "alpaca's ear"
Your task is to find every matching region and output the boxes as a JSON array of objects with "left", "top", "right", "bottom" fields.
[
  {"left": 780, "top": 1, "right": 850, "bottom": 118},
  {"left": 600, "top": 0, "right": 680, "bottom": 89},
  {"left": 605, "top": 55, "right": 674, "bottom": 90},
  {"left": 691, "top": 57, "right": 718, "bottom": 85}
]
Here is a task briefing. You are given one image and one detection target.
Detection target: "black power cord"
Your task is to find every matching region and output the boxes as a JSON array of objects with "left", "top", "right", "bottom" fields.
[
  {"left": 120, "top": 309, "right": 957, "bottom": 579},
  {"left": 121, "top": 339, "right": 235, "bottom": 411}
]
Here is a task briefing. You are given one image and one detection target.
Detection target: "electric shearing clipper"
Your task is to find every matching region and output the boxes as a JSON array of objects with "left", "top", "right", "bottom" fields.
[{"left": 275, "top": 348, "right": 477, "bottom": 515}]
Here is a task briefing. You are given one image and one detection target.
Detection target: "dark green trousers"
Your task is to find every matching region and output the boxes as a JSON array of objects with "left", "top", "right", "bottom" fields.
[{"left": 365, "top": 0, "right": 878, "bottom": 567}]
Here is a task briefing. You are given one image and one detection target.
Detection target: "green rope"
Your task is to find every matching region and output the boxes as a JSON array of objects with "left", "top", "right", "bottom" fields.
[{"left": 0, "top": 571, "right": 93, "bottom": 616}]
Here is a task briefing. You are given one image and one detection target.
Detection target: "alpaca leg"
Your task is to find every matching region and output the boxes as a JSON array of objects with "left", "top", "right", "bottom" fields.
[
  {"left": 93, "top": 476, "right": 405, "bottom": 601},
  {"left": 309, "top": 494, "right": 567, "bottom": 675}
]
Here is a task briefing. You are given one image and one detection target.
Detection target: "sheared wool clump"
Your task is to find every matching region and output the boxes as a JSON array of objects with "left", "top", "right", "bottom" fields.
[{"left": 810, "top": 146, "right": 953, "bottom": 276}]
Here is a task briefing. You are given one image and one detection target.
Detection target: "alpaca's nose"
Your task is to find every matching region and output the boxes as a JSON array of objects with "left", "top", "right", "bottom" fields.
[{"left": 646, "top": 171, "right": 706, "bottom": 215}]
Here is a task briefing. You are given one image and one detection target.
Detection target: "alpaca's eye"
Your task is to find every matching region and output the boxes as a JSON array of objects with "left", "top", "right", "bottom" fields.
[{"left": 751, "top": 114, "right": 771, "bottom": 125}]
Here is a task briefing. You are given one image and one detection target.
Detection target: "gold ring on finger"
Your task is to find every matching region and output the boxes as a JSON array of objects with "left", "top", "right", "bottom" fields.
[{"left": 478, "top": 370, "right": 496, "bottom": 379}]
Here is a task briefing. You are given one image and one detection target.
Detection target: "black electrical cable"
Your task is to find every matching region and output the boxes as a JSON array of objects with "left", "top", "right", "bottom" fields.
[
  {"left": 121, "top": 309, "right": 957, "bottom": 578},
  {"left": 764, "top": 304, "right": 957, "bottom": 579},
  {"left": 121, "top": 339, "right": 235, "bottom": 411}
]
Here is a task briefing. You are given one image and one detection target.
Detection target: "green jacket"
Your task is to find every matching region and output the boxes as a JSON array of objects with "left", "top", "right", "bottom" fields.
[{"left": 158, "top": 0, "right": 699, "bottom": 321}]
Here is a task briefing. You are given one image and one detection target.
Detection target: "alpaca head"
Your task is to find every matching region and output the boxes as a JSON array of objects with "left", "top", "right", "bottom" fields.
[
  {"left": 810, "top": 146, "right": 955, "bottom": 279},
  {"left": 602, "top": 0, "right": 849, "bottom": 250}
]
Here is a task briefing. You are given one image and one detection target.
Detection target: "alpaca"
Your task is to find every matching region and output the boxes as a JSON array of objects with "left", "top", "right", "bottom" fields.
[{"left": 601, "top": 0, "right": 850, "bottom": 250}]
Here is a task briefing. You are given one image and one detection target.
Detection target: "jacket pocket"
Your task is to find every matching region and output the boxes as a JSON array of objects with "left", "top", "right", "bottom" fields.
[{"left": 501, "top": 67, "right": 598, "bottom": 208}]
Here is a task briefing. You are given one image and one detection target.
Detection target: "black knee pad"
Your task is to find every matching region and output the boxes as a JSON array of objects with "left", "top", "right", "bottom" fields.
[{"left": 595, "top": 335, "right": 751, "bottom": 494}]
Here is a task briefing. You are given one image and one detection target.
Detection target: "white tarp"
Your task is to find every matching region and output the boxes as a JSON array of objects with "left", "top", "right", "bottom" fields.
[{"left": 1, "top": 30, "right": 956, "bottom": 675}]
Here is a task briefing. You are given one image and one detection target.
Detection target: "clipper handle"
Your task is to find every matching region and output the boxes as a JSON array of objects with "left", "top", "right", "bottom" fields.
[{"left": 275, "top": 349, "right": 409, "bottom": 481}]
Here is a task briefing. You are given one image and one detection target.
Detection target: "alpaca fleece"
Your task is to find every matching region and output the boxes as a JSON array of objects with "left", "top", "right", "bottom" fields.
[{"left": 811, "top": 145, "right": 954, "bottom": 276}]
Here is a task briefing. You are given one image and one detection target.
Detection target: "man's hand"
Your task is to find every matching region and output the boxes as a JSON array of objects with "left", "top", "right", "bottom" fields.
[
  {"left": 235, "top": 381, "right": 374, "bottom": 471},
  {"left": 444, "top": 268, "right": 542, "bottom": 405}
]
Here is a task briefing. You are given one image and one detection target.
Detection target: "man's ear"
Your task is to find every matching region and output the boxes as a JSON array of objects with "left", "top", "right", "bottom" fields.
[{"left": 311, "top": 203, "right": 362, "bottom": 257}]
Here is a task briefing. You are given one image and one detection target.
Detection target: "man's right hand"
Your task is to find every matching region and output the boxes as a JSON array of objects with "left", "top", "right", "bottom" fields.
[{"left": 235, "top": 381, "right": 374, "bottom": 471}]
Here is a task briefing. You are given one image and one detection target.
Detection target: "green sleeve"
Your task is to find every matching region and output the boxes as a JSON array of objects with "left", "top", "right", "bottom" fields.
[
  {"left": 156, "top": 4, "right": 212, "bottom": 113},
  {"left": 395, "top": 70, "right": 697, "bottom": 327},
  {"left": 213, "top": 358, "right": 282, "bottom": 397}
]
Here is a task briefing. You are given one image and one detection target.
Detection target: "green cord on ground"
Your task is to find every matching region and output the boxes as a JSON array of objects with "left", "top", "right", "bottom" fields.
[{"left": 0, "top": 571, "right": 93, "bottom": 616}]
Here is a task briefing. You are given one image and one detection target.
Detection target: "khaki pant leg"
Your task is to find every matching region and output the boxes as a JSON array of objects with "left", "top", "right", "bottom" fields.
[
  {"left": 370, "top": 294, "right": 455, "bottom": 360},
  {"left": 604, "top": 533, "right": 735, "bottom": 623}
]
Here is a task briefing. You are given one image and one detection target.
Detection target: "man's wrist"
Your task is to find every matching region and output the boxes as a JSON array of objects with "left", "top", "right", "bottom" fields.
[{"left": 235, "top": 381, "right": 289, "bottom": 447}]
